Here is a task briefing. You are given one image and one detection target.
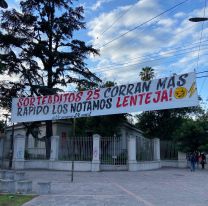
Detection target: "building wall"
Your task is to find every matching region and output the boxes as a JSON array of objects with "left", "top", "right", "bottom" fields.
[{"left": 5, "top": 121, "right": 72, "bottom": 158}]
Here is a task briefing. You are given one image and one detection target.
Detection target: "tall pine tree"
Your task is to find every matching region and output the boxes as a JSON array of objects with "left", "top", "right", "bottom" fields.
[{"left": 0, "top": 0, "right": 100, "bottom": 158}]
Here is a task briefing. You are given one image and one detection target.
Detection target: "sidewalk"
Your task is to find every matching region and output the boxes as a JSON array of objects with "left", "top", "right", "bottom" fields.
[{"left": 22, "top": 168, "right": 208, "bottom": 206}]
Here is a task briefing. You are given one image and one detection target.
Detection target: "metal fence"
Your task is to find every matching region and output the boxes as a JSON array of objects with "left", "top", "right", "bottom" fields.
[
  {"left": 59, "top": 136, "right": 93, "bottom": 161},
  {"left": 25, "top": 140, "right": 46, "bottom": 160},
  {"left": 100, "top": 136, "right": 127, "bottom": 165},
  {"left": 0, "top": 135, "right": 11, "bottom": 169},
  {"left": 1, "top": 136, "right": 11, "bottom": 162},
  {"left": 160, "top": 141, "right": 178, "bottom": 160},
  {"left": 136, "top": 136, "right": 154, "bottom": 161}
]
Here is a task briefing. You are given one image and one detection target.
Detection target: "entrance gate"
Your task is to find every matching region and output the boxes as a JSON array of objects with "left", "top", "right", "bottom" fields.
[{"left": 100, "top": 136, "right": 128, "bottom": 171}]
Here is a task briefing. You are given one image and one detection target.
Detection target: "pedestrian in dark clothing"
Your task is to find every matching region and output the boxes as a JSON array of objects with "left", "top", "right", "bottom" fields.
[
  {"left": 190, "top": 153, "right": 196, "bottom": 172},
  {"left": 200, "top": 153, "right": 206, "bottom": 169}
]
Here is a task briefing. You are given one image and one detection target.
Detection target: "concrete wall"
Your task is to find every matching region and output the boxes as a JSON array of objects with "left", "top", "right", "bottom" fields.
[
  {"left": 161, "top": 152, "right": 188, "bottom": 168},
  {"left": 6, "top": 121, "right": 72, "bottom": 152},
  {"left": 136, "top": 161, "right": 161, "bottom": 171},
  {"left": 161, "top": 160, "right": 188, "bottom": 168},
  {"left": 12, "top": 159, "right": 187, "bottom": 171},
  {"left": 23, "top": 160, "right": 92, "bottom": 171},
  {"left": 21, "top": 160, "right": 161, "bottom": 171},
  {"left": 161, "top": 160, "right": 179, "bottom": 168}
]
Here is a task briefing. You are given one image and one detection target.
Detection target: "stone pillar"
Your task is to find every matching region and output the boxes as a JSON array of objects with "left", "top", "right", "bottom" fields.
[
  {"left": 153, "top": 138, "right": 160, "bottom": 161},
  {"left": 50, "top": 136, "right": 59, "bottom": 161},
  {"left": 91, "top": 134, "right": 100, "bottom": 172},
  {"left": 128, "top": 135, "right": 137, "bottom": 171},
  {"left": 13, "top": 134, "right": 25, "bottom": 169}
]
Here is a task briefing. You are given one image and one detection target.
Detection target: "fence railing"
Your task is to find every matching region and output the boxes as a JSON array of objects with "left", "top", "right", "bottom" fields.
[
  {"left": 136, "top": 136, "right": 154, "bottom": 161},
  {"left": 0, "top": 136, "right": 12, "bottom": 169},
  {"left": 25, "top": 141, "right": 46, "bottom": 160},
  {"left": 2, "top": 136, "right": 11, "bottom": 160},
  {"left": 160, "top": 141, "right": 178, "bottom": 160},
  {"left": 59, "top": 136, "right": 93, "bottom": 161},
  {"left": 100, "top": 136, "right": 127, "bottom": 165}
]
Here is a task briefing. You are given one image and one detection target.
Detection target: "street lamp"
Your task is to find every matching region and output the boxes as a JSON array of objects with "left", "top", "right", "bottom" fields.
[{"left": 189, "top": 17, "right": 208, "bottom": 22}]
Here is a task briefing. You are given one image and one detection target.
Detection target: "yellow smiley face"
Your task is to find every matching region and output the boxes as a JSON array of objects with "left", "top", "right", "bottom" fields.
[{"left": 174, "top": 87, "right": 187, "bottom": 99}]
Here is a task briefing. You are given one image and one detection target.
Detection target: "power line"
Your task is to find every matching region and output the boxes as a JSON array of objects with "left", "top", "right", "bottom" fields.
[
  {"left": 97, "top": 6, "right": 196, "bottom": 51},
  {"left": 93, "top": 53, "right": 208, "bottom": 83},
  {"left": 97, "top": 0, "right": 190, "bottom": 49},
  {"left": 93, "top": 40, "right": 208, "bottom": 71},
  {"left": 94, "top": 0, "right": 183, "bottom": 46},
  {"left": 196, "top": 75, "right": 208, "bottom": 78},
  {"left": 93, "top": 45, "right": 208, "bottom": 74},
  {"left": 196, "top": 71, "right": 208, "bottom": 74},
  {"left": 98, "top": 1, "right": 136, "bottom": 38},
  {"left": 196, "top": 0, "right": 207, "bottom": 71},
  {"left": 197, "top": 0, "right": 207, "bottom": 95}
]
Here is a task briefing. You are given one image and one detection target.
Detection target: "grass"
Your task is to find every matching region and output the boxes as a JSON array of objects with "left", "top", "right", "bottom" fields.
[{"left": 0, "top": 194, "right": 35, "bottom": 206}]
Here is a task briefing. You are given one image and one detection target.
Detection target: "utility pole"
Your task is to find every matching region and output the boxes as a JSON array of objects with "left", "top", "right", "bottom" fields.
[
  {"left": 71, "top": 118, "right": 76, "bottom": 182},
  {"left": 9, "top": 123, "right": 14, "bottom": 169},
  {"left": 1, "top": 114, "right": 9, "bottom": 169}
]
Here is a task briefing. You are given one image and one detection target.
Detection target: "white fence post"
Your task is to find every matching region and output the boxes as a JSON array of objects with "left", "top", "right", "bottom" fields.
[
  {"left": 91, "top": 134, "right": 100, "bottom": 172},
  {"left": 128, "top": 135, "right": 137, "bottom": 171},
  {"left": 13, "top": 134, "right": 25, "bottom": 169},
  {"left": 153, "top": 138, "right": 160, "bottom": 161},
  {"left": 50, "top": 136, "right": 59, "bottom": 161}
]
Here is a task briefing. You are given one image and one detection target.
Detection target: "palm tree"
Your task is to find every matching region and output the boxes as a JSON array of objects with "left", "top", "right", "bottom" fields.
[
  {"left": 0, "top": 0, "right": 7, "bottom": 8},
  {"left": 139, "top": 66, "right": 155, "bottom": 81}
]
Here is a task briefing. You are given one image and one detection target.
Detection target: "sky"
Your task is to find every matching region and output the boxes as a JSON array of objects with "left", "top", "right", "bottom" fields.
[{"left": 1, "top": 0, "right": 208, "bottom": 119}]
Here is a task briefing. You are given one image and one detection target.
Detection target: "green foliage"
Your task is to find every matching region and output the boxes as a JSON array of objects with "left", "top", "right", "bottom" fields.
[
  {"left": 0, "top": 0, "right": 100, "bottom": 111},
  {"left": 0, "top": 0, "right": 100, "bottom": 158},
  {"left": 0, "top": 195, "right": 34, "bottom": 206},
  {"left": 74, "top": 81, "right": 126, "bottom": 137},
  {"left": 173, "top": 118, "right": 208, "bottom": 152},
  {"left": 74, "top": 114, "right": 127, "bottom": 137},
  {"left": 139, "top": 66, "right": 155, "bottom": 81},
  {"left": 137, "top": 66, "right": 204, "bottom": 141},
  {"left": 135, "top": 107, "right": 201, "bottom": 139},
  {"left": 0, "top": 0, "right": 7, "bottom": 9}
]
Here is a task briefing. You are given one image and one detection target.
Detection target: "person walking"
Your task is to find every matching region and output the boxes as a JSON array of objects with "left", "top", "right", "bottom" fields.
[
  {"left": 200, "top": 153, "right": 206, "bottom": 169},
  {"left": 190, "top": 152, "right": 196, "bottom": 172}
]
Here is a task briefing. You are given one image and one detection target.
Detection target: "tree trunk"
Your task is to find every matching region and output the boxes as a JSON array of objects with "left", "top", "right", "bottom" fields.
[{"left": 45, "top": 120, "right": 53, "bottom": 159}]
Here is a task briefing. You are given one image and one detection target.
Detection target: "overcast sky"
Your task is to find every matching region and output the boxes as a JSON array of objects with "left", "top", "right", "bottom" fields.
[{"left": 1, "top": 0, "right": 208, "bottom": 119}]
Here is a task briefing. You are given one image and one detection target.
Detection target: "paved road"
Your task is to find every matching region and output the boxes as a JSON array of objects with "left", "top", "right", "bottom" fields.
[{"left": 22, "top": 168, "right": 208, "bottom": 206}]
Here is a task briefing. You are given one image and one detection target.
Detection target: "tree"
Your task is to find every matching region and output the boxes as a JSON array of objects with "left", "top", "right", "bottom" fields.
[
  {"left": 136, "top": 66, "right": 203, "bottom": 140},
  {"left": 174, "top": 118, "right": 208, "bottom": 152},
  {"left": 74, "top": 81, "right": 128, "bottom": 137},
  {"left": 0, "top": 0, "right": 7, "bottom": 9},
  {"left": 135, "top": 107, "right": 202, "bottom": 139},
  {"left": 0, "top": 0, "right": 100, "bottom": 158},
  {"left": 139, "top": 66, "right": 155, "bottom": 81},
  {"left": 74, "top": 114, "right": 127, "bottom": 137},
  {"left": 0, "top": 120, "right": 5, "bottom": 133}
]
